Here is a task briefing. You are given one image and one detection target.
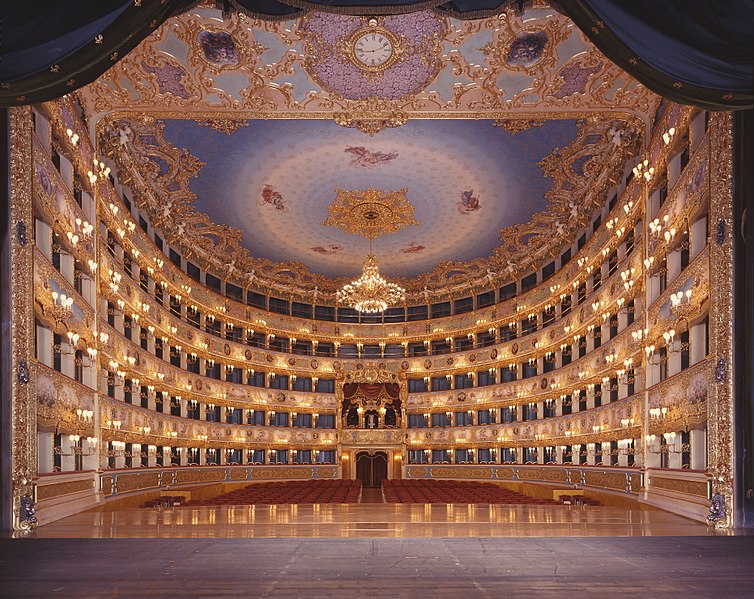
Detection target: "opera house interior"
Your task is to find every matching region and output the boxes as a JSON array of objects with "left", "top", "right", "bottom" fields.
[{"left": 1, "top": 0, "right": 753, "bottom": 595}]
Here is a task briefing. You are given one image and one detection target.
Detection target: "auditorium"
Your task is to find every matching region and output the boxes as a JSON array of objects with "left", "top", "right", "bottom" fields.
[{"left": 1, "top": 1, "right": 753, "bottom": 595}]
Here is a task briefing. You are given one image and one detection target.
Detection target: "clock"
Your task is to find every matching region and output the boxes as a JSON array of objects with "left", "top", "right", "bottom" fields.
[
  {"left": 344, "top": 20, "right": 402, "bottom": 73},
  {"left": 354, "top": 31, "right": 394, "bottom": 68}
]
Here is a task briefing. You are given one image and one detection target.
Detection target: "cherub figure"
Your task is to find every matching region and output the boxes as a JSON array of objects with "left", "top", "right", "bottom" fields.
[
  {"left": 457, "top": 189, "right": 481, "bottom": 214},
  {"left": 260, "top": 185, "right": 287, "bottom": 211},
  {"left": 344, "top": 146, "right": 398, "bottom": 168}
]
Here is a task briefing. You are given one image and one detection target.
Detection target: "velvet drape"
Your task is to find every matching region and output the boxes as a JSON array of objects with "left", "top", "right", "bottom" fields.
[{"left": 1, "top": 1, "right": 751, "bottom": 108}]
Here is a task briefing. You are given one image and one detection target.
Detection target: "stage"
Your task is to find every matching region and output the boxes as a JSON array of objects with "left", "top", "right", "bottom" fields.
[{"left": 30, "top": 503, "right": 713, "bottom": 538}]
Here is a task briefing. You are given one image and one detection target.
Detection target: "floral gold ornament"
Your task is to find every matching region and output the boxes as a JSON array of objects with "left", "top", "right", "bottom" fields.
[{"left": 322, "top": 187, "right": 419, "bottom": 241}]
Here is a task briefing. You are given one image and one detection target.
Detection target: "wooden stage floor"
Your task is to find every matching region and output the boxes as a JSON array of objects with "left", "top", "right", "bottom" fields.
[
  {"left": 32, "top": 503, "right": 716, "bottom": 538},
  {"left": 5, "top": 504, "right": 753, "bottom": 597}
]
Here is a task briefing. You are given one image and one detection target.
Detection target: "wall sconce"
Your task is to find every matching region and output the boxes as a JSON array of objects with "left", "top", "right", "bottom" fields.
[
  {"left": 649, "top": 407, "right": 668, "bottom": 419},
  {"left": 64, "top": 331, "right": 80, "bottom": 350},
  {"left": 76, "top": 408, "right": 93, "bottom": 423},
  {"left": 56, "top": 435, "right": 98, "bottom": 457},
  {"left": 51, "top": 291, "right": 74, "bottom": 318},
  {"left": 632, "top": 159, "right": 655, "bottom": 182},
  {"left": 65, "top": 127, "right": 80, "bottom": 145},
  {"left": 670, "top": 289, "right": 692, "bottom": 309}
]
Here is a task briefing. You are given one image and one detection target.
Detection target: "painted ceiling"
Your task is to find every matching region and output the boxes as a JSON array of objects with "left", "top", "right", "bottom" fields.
[
  {"left": 82, "top": 1, "right": 661, "bottom": 298},
  {"left": 146, "top": 118, "right": 578, "bottom": 278}
]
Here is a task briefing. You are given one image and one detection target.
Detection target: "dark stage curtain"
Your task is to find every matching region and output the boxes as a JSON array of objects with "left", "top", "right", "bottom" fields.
[
  {"left": 0, "top": 1, "right": 187, "bottom": 106},
  {"left": 564, "top": 0, "right": 754, "bottom": 110},
  {"left": 1, "top": 1, "right": 752, "bottom": 107}
]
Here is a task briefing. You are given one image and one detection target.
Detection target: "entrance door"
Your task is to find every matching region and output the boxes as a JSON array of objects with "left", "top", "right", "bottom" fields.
[{"left": 356, "top": 451, "right": 388, "bottom": 488}]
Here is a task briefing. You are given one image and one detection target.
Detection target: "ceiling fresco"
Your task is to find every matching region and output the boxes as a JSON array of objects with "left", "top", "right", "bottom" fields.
[
  {"left": 117, "top": 118, "right": 580, "bottom": 278},
  {"left": 104, "top": 113, "right": 639, "bottom": 296},
  {"left": 80, "top": 1, "right": 661, "bottom": 300}
]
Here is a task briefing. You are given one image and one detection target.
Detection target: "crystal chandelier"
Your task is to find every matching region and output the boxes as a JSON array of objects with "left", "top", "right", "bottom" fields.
[{"left": 337, "top": 254, "right": 405, "bottom": 313}]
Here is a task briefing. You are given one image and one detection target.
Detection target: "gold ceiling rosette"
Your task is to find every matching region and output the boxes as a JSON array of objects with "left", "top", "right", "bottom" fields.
[
  {"left": 322, "top": 187, "right": 419, "bottom": 241},
  {"left": 324, "top": 187, "right": 419, "bottom": 313}
]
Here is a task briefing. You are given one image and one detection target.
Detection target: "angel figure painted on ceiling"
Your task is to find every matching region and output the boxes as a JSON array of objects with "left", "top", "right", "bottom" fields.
[
  {"left": 400, "top": 241, "right": 425, "bottom": 254},
  {"left": 457, "top": 189, "right": 481, "bottom": 214},
  {"left": 344, "top": 146, "right": 398, "bottom": 168},
  {"left": 260, "top": 184, "right": 287, "bottom": 211}
]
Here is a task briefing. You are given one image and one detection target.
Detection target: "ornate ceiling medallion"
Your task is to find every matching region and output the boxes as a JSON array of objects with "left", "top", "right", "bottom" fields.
[
  {"left": 322, "top": 188, "right": 419, "bottom": 241},
  {"left": 299, "top": 11, "right": 446, "bottom": 101}
]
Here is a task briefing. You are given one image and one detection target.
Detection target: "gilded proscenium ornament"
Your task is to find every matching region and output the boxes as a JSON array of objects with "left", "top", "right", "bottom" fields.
[
  {"left": 333, "top": 109, "right": 408, "bottom": 136},
  {"left": 79, "top": 9, "right": 659, "bottom": 119},
  {"left": 10, "top": 106, "right": 37, "bottom": 531},
  {"left": 707, "top": 111, "right": 734, "bottom": 527},
  {"left": 322, "top": 187, "right": 419, "bottom": 241}
]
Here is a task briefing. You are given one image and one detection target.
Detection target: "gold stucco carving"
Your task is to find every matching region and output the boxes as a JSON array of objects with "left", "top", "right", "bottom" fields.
[
  {"left": 10, "top": 106, "right": 36, "bottom": 530},
  {"left": 707, "top": 112, "right": 734, "bottom": 526},
  {"left": 651, "top": 476, "right": 708, "bottom": 498},
  {"left": 36, "top": 479, "right": 94, "bottom": 501}
]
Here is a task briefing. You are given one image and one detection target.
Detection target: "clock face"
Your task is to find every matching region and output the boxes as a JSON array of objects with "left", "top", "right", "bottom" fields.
[{"left": 354, "top": 32, "right": 394, "bottom": 68}]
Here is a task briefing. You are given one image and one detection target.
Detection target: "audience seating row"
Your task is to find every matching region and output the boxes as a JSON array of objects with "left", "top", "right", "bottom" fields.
[
  {"left": 382, "top": 479, "right": 560, "bottom": 505},
  {"left": 181, "top": 479, "right": 362, "bottom": 506},
  {"left": 138, "top": 480, "right": 601, "bottom": 508}
]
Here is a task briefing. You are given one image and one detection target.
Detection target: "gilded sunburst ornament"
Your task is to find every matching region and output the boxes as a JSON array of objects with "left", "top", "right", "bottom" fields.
[{"left": 322, "top": 187, "right": 419, "bottom": 241}]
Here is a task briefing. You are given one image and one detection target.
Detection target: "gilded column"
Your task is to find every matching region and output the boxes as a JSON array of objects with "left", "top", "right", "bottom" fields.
[
  {"left": 9, "top": 106, "right": 37, "bottom": 531},
  {"left": 707, "top": 111, "right": 734, "bottom": 527}
]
